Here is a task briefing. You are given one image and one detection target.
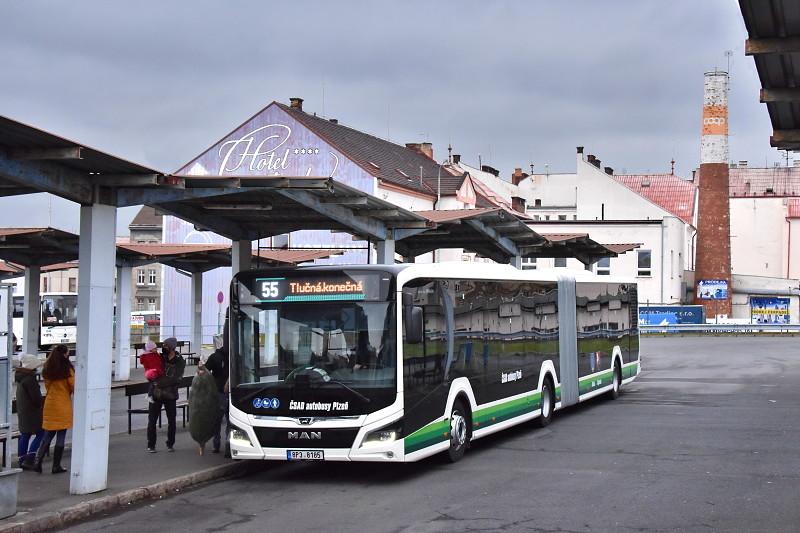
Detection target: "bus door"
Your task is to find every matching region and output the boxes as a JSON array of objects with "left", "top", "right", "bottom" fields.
[{"left": 557, "top": 275, "right": 579, "bottom": 407}]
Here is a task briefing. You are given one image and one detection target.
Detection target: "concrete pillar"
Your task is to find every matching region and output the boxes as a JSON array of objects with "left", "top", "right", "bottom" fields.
[
  {"left": 510, "top": 256, "right": 522, "bottom": 269},
  {"left": 22, "top": 265, "right": 40, "bottom": 355},
  {"left": 71, "top": 203, "right": 116, "bottom": 495},
  {"left": 376, "top": 238, "right": 395, "bottom": 265},
  {"left": 584, "top": 261, "right": 594, "bottom": 272},
  {"left": 231, "top": 239, "right": 251, "bottom": 275},
  {"left": 190, "top": 272, "right": 202, "bottom": 358},
  {"left": 114, "top": 265, "right": 132, "bottom": 382}
]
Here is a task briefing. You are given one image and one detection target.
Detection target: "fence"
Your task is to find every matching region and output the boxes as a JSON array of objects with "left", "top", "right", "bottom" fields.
[
  {"left": 132, "top": 323, "right": 223, "bottom": 347},
  {"left": 640, "top": 323, "right": 800, "bottom": 336}
]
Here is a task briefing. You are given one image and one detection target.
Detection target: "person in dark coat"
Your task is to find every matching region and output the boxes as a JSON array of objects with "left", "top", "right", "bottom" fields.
[
  {"left": 14, "top": 354, "right": 44, "bottom": 468},
  {"left": 147, "top": 337, "right": 186, "bottom": 453},
  {"left": 204, "top": 319, "right": 230, "bottom": 455}
]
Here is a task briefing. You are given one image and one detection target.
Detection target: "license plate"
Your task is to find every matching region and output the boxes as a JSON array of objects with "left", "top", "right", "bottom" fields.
[{"left": 287, "top": 450, "right": 324, "bottom": 461}]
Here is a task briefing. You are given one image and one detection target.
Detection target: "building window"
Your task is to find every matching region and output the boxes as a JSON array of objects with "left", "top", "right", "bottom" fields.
[
  {"left": 533, "top": 215, "right": 540, "bottom": 221},
  {"left": 148, "top": 269, "right": 157, "bottom": 285},
  {"left": 535, "top": 199, "right": 542, "bottom": 207},
  {"left": 521, "top": 257, "right": 537, "bottom": 270},
  {"left": 137, "top": 270, "right": 145, "bottom": 285},
  {"left": 544, "top": 215, "right": 550, "bottom": 221},
  {"left": 136, "top": 298, "right": 145, "bottom": 311},
  {"left": 573, "top": 214, "right": 577, "bottom": 220},
  {"left": 42, "top": 277, "right": 48, "bottom": 292},
  {"left": 68, "top": 277, "right": 77, "bottom": 293},
  {"left": 554, "top": 257, "right": 567, "bottom": 268},
  {"left": 596, "top": 257, "right": 610, "bottom": 276},
  {"left": 148, "top": 298, "right": 156, "bottom": 311},
  {"left": 637, "top": 250, "right": 652, "bottom": 277},
  {"left": 558, "top": 215, "right": 567, "bottom": 221}
]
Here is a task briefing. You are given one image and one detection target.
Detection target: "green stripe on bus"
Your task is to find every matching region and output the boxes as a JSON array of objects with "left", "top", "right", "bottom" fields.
[{"left": 404, "top": 418, "right": 451, "bottom": 454}]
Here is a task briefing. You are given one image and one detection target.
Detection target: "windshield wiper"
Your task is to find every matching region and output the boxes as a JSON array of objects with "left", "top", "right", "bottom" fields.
[{"left": 314, "top": 379, "right": 371, "bottom": 404}]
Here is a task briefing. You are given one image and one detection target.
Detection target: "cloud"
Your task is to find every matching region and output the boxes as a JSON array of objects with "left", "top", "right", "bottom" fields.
[{"left": 0, "top": 0, "right": 782, "bottom": 230}]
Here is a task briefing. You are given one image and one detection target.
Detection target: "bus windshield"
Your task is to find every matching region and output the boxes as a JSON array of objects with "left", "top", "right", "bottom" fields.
[
  {"left": 231, "top": 270, "right": 397, "bottom": 416},
  {"left": 41, "top": 294, "right": 78, "bottom": 326}
]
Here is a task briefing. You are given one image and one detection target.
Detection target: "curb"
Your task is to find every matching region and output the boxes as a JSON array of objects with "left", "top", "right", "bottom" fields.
[{"left": 0, "top": 461, "right": 258, "bottom": 533}]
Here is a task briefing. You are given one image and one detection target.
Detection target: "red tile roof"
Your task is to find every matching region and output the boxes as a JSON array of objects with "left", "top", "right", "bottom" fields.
[
  {"left": 254, "top": 249, "right": 343, "bottom": 265},
  {"left": 610, "top": 174, "right": 695, "bottom": 224},
  {"left": 415, "top": 208, "right": 498, "bottom": 223},
  {"left": 729, "top": 167, "right": 800, "bottom": 197},
  {"left": 788, "top": 198, "right": 800, "bottom": 218},
  {"left": 117, "top": 243, "right": 230, "bottom": 257}
]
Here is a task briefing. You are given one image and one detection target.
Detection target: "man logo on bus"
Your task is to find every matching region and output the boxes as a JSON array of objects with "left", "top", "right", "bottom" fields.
[{"left": 270, "top": 398, "right": 280, "bottom": 409}]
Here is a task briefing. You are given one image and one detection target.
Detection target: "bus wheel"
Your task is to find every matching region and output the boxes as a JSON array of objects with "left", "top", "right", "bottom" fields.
[
  {"left": 609, "top": 362, "right": 622, "bottom": 400},
  {"left": 447, "top": 400, "right": 470, "bottom": 463},
  {"left": 536, "top": 378, "right": 554, "bottom": 428}
]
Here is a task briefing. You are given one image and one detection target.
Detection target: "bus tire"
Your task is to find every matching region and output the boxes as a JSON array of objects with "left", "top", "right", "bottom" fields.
[
  {"left": 609, "top": 361, "right": 622, "bottom": 400},
  {"left": 536, "top": 377, "right": 554, "bottom": 428},
  {"left": 446, "top": 399, "right": 470, "bottom": 463}
]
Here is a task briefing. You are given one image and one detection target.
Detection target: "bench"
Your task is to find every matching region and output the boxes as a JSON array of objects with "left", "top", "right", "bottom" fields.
[
  {"left": 132, "top": 340, "right": 196, "bottom": 368},
  {"left": 125, "top": 375, "right": 193, "bottom": 434}
]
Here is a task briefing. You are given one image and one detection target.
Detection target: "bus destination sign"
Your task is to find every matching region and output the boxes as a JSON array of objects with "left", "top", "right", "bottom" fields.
[{"left": 255, "top": 277, "right": 367, "bottom": 302}]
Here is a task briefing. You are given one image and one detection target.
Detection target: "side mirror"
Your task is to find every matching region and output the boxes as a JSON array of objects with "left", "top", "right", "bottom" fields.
[
  {"left": 402, "top": 290, "right": 423, "bottom": 344},
  {"left": 405, "top": 306, "right": 424, "bottom": 344}
]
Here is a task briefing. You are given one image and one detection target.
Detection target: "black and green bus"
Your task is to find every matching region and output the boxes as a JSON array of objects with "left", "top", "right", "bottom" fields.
[{"left": 228, "top": 262, "right": 640, "bottom": 463}]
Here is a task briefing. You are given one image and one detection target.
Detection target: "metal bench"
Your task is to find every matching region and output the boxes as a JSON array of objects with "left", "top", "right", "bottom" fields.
[{"left": 125, "top": 375, "right": 192, "bottom": 434}]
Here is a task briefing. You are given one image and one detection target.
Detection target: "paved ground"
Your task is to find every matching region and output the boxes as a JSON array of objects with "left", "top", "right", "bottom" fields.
[{"left": 62, "top": 336, "right": 800, "bottom": 532}]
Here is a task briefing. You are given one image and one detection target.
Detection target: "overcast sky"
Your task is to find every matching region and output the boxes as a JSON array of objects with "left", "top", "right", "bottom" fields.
[{"left": 0, "top": 1, "right": 780, "bottom": 234}]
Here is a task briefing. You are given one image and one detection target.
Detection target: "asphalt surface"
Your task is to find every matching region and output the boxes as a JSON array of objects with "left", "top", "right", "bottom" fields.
[{"left": 63, "top": 336, "right": 800, "bottom": 533}]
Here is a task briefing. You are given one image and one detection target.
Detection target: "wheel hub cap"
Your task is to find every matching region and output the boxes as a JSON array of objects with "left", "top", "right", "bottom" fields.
[{"left": 451, "top": 413, "right": 467, "bottom": 447}]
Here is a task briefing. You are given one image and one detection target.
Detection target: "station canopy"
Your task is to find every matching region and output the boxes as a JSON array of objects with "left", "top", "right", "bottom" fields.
[
  {"left": 0, "top": 228, "right": 80, "bottom": 266},
  {"left": 149, "top": 177, "right": 430, "bottom": 242},
  {"left": 403, "top": 209, "right": 627, "bottom": 264},
  {"left": 740, "top": 0, "right": 800, "bottom": 150}
]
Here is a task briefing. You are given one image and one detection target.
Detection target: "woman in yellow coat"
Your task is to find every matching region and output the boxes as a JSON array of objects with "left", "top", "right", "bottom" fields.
[{"left": 28, "top": 344, "right": 74, "bottom": 474}]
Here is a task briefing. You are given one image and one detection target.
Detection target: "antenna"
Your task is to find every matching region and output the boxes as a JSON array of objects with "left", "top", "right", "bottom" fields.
[
  {"left": 670, "top": 158, "right": 675, "bottom": 175},
  {"left": 724, "top": 50, "right": 733, "bottom": 74},
  {"left": 386, "top": 103, "right": 390, "bottom": 141},
  {"left": 322, "top": 79, "right": 326, "bottom": 118},
  {"left": 530, "top": 163, "right": 534, "bottom": 175}
]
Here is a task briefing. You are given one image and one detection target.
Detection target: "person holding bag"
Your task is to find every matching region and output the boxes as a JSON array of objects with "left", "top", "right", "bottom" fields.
[
  {"left": 24, "top": 344, "right": 73, "bottom": 474},
  {"left": 146, "top": 337, "right": 185, "bottom": 453},
  {"left": 14, "top": 354, "right": 44, "bottom": 468}
]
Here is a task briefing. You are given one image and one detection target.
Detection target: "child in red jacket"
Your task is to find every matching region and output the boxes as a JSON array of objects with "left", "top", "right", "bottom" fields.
[{"left": 139, "top": 340, "right": 163, "bottom": 399}]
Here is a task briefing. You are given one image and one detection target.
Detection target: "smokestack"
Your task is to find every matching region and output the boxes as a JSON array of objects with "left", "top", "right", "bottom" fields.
[
  {"left": 512, "top": 167, "right": 529, "bottom": 186},
  {"left": 405, "top": 142, "right": 434, "bottom": 160},
  {"left": 289, "top": 97, "right": 304, "bottom": 111},
  {"left": 576, "top": 146, "right": 584, "bottom": 154},
  {"left": 452, "top": 154, "right": 461, "bottom": 165},
  {"left": 694, "top": 70, "right": 732, "bottom": 317},
  {"left": 604, "top": 167, "right": 614, "bottom": 175}
]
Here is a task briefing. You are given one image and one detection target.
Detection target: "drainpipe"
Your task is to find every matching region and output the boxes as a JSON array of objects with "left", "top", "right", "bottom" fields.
[
  {"left": 660, "top": 221, "right": 666, "bottom": 304},
  {"left": 787, "top": 218, "right": 792, "bottom": 279}
]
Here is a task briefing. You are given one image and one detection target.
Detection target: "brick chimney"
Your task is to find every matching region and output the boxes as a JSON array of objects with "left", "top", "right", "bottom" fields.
[
  {"left": 604, "top": 167, "right": 614, "bottom": 175},
  {"left": 452, "top": 154, "right": 461, "bottom": 164},
  {"left": 512, "top": 196, "right": 526, "bottom": 212},
  {"left": 289, "top": 97, "right": 304, "bottom": 111},
  {"left": 405, "top": 142, "right": 434, "bottom": 160},
  {"left": 512, "top": 167, "right": 529, "bottom": 186}
]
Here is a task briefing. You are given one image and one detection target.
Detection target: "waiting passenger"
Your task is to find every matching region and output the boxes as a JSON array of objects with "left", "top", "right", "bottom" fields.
[{"left": 14, "top": 354, "right": 44, "bottom": 469}]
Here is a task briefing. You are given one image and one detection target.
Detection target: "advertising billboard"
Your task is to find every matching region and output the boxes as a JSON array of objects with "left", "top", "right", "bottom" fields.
[
  {"left": 750, "top": 297, "right": 790, "bottom": 324},
  {"left": 639, "top": 305, "right": 705, "bottom": 326},
  {"left": 697, "top": 279, "right": 728, "bottom": 300}
]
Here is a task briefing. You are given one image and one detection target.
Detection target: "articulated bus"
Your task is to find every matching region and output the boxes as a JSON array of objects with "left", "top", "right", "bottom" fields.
[
  {"left": 12, "top": 292, "right": 78, "bottom": 349},
  {"left": 228, "top": 263, "right": 640, "bottom": 463}
]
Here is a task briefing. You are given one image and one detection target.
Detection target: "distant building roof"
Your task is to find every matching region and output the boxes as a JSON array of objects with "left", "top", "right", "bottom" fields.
[
  {"left": 278, "top": 103, "right": 458, "bottom": 197},
  {"left": 129, "top": 206, "right": 163, "bottom": 229},
  {"left": 729, "top": 167, "right": 800, "bottom": 197},
  {"left": 610, "top": 174, "right": 696, "bottom": 224}
]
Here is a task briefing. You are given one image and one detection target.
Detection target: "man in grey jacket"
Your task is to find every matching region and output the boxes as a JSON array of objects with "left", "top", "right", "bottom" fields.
[{"left": 146, "top": 337, "right": 185, "bottom": 453}]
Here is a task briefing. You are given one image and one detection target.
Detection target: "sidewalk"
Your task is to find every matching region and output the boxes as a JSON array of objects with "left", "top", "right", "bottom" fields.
[{"left": 0, "top": 422, "right": 256, "bottom": 532}]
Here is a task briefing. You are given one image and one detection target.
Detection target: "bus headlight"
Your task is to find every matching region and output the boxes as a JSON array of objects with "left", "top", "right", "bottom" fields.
[
  {"left": 230, "top": 426, "right": 254, "bottom": 447},
  {"left": 362, "top": 423, "right": 402, "bottom": 447}
]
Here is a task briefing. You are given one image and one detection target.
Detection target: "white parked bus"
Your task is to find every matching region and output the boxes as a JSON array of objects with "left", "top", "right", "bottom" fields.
[
  {"left": 12, "top": 292, "right": 78, "bottom": 349},
  {"left": 228, "top": 263, "right": 641, "bottom": 463}
]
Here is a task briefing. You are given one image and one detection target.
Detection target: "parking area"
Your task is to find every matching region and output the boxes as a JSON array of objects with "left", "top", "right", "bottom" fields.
[{"left": 64, "top": 336, "right": 800, "bottom": 533}]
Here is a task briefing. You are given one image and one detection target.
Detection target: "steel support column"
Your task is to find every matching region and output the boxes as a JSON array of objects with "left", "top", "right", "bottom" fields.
[
  {"left": 22, "top": 265, "right": 40, "bottom": 355},
  {"left": 231, "top": 240, "right": 252, "bottom": 275},
  {"left": 190, "top": 272, "right": 202, "bottom": 358},
  {"left": 113, "top": 266, "right": 132, "bottom": 382},
  {"left": 71, "top": 203, "right": 116, "bottom": 495},
  {"left": 376, "top": 238, "right": 395, "bottom": 265}
]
